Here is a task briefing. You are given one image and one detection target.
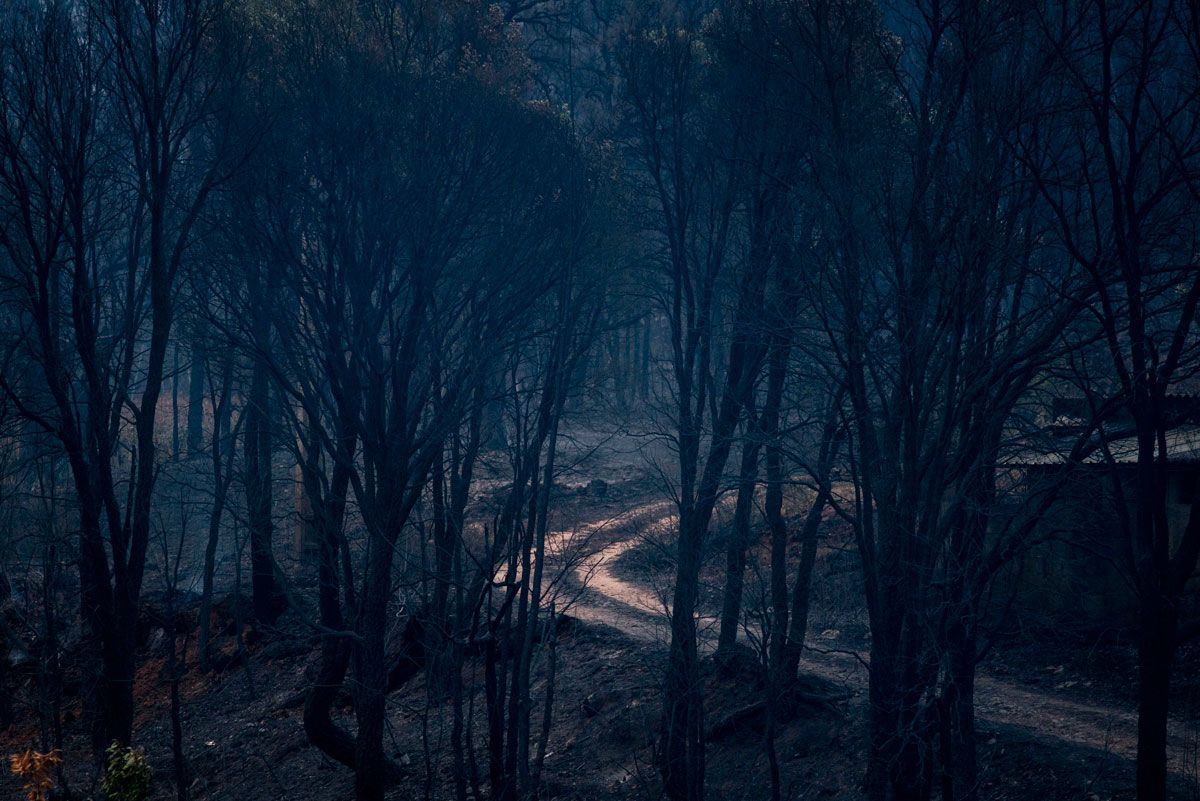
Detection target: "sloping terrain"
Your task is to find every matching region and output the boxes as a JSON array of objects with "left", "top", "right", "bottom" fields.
[{"left": 2, "top": 472, "right": 1198, "bottom": 800}]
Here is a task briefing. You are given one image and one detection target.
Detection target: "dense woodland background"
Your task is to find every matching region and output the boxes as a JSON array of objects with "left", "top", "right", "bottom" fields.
[{"left": 0, "top": 0, "right": 1199, "bottom": 800}]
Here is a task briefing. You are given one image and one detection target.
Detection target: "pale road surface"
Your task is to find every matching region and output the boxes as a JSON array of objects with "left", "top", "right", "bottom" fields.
[{"left": 543, "top": 499, "right": 1200, "bottom": 777}]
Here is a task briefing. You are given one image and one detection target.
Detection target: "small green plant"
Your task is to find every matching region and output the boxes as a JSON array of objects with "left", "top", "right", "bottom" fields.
[{"left": 101, "top": 741, "right": 153, "bottom": 801}]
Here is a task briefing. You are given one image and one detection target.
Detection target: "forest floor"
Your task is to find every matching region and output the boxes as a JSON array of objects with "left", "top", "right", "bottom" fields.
[
  {"left": 586, "top": 490, "right": 1200, "bottom": 799},
  {"left": 2, "top": 449, "right": 1200, "bottom": 800}
]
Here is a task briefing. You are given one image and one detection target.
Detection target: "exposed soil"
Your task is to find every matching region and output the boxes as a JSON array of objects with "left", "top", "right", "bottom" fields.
[
  {"left": 1, "top": 469, "right": 1198, "bottom": 800},
  {"left": 601, "top": 492, "right": 1200, "bottom": 796}
]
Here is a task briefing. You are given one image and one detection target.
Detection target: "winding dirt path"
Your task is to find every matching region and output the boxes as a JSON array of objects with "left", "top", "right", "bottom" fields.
[{"left": 544, "top": 499, "right": 1200, "bottom": 776}]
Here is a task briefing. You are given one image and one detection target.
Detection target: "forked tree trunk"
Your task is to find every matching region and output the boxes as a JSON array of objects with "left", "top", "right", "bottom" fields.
[
  {"left": 782, "top": 393, "right": 841, "bottom": 678},
  {"left": 781, "top": 496, "right": 823, "bottom": 679},
  {"left": 352, "top": 525, "right": 399, "bottom": 801},
  {"left": 302, "top": 436, "right": 357, "bottom": 770},
  {"left": 662, "top": 348, "right": 758, "bottom": 801},
  {"left": 74, "top": 481, "right": 129, "bottom": 755}
]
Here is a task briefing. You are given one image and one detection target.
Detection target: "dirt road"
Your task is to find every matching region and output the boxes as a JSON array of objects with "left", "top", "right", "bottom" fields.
[{"left": 544, "top": 499, "right": 1200, "bottom": 776}]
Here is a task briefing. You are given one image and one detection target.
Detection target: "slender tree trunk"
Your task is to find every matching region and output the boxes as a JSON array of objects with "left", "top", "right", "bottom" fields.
[
  {"left": 661, "top": 505, "right": 707, "bottom": 801},
  {"left": 451, "top": 642, "right": 468, "bottom": 801},
  {"left": 485, "top": 615, "right": 509, "bottom": 801},
  {"left": 165, "top": 587, "right": 189, "bottom": 801},
  {"left": 37, "top": 542, "right": 63, "bottom": 752},
  {"left": 781, "top": 496, "right": 822, "bottom": 679},
  {"left": 641, "top": 319, "right": 652, "bottom": 399},
  {"left": 717, "top": 422, "right": 759, "bottom": 656},
  {"left": 532, "top": 604, "right": 558, "bottom": 794},
  {"left": 172, "top": 343, "right": 181, "bottom": 460},
  {"left": 764, "top": 685, "right": 782, "bottom": 801},
  {"left": 198, "top": 499, "right": 222, "bottom": 674},
  {"left": 451, "top": 534, "right": 469, "bottom": 801},
  {"left": 0, "top": 572, "right": 12, "bottom": 734},
  {"left": 517, "top": 400, "right": 562, "bottom": 798},
  {"left": 763, "top": 344, "right": 789, "bottom": 679},
  {"left": 199, "top": 370, "right": 233, "bottom": 673},
  {"left": 763, "top": 366, "right": 787, "bottom": 801},
  {"left": 505, "top": 450, "right": 540, "bottom": 797},
  {"left": 425, "top": 444, "right": 453, "bottom": 701},
  {"left": 187, "top": 333, "right": 206, "bottom": 456},
  {"left": 430, "top": 445, "right": 450, "bottom": 631},
  {"left": 244, "top": 348, "right": 284, "bottom": 625}
]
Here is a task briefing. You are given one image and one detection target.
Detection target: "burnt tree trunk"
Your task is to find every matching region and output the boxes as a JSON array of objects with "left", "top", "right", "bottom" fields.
[
  {"left": 302, "top": 438, "right": 357, "bottom": 770},
  {"left": 938, "top": 622, "right": 977, "bottom": 801},
  {"left": 661, "top": 312, "right": 764, "bottom": 801},
  {"left": 186, "top": 327, "right": 206, "bottom": 456},
  {"left": 244, "top": 276, "right": 285, "bottom": 625},
  {"left": 199, "top": 357, "right": 234, "bottom": 672},
  {"left": 1129, "top": 413, "right": 1200, "bottom": 801},
  {"left": 782, "top": 393, "right": 841, "bottom": 678},
  {"left": 762, "top": 341, "right": 789, "bottom": 680},
  {"left": 717, "top": 411, "right": 760, "bottom": 656},
  {"left": 1136, "top": 593, "right": 1176, "bottom": 801}
]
